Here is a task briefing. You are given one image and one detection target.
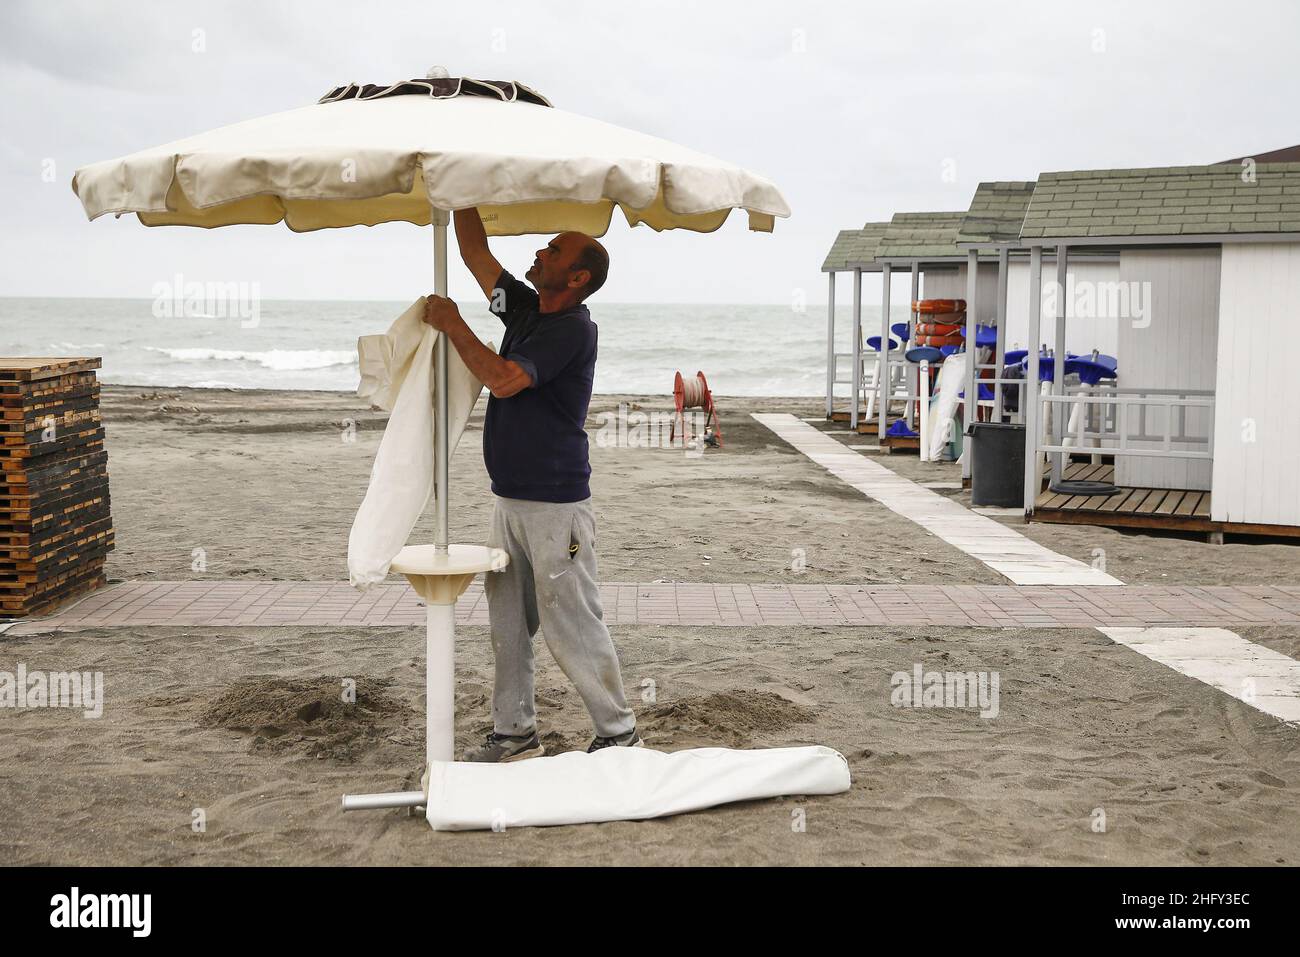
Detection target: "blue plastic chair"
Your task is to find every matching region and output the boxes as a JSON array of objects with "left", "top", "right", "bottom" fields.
[
  {"left": 866, "top": 335, "right": 899, "bottom": 352},
  {"left": 1064, "top": 357, "right": 1117, "bottom": 386},
  {"left": 1003, "top": 349, "right": 1029, "bottom": 367},
  {"left": 904, "top": 345, "right": 944, "bottom": 364},
  {"left": 891, "top": 322, "right": 911, "bottom": 343},
  {"left": 959, "top": 324, "right": 998, "bottom": 349}
]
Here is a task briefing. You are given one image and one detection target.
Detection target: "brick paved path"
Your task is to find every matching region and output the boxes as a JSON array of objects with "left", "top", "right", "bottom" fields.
[{"left": 6, "top": 580, "right": 1299, "bottom": 633}]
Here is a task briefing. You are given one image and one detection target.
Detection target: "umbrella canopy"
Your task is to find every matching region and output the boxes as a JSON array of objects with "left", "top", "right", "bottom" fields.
[{"left": 71, "top": 72, "right": 790, "bottom": 236}]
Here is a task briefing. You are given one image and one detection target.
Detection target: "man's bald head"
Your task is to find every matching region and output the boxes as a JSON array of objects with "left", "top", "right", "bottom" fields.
[
  {"left": 527, "top": 232, "right": 610, "bottom": 304},
  {"left": 554, "top": 231, "right": 608, "bottom": 301}
]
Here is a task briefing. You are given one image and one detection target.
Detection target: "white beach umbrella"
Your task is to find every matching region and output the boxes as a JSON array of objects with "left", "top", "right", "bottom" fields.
[
  {"left": 72, "top": 73, "right": 788, "bottom": 235},
  {"left": 72, "top": 70, "right": 793, "bottom": 816}
]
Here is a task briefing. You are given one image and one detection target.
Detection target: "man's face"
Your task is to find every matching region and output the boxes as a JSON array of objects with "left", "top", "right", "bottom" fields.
[{"left": 525, "top": 232, "right": 587, "bottom": 293}]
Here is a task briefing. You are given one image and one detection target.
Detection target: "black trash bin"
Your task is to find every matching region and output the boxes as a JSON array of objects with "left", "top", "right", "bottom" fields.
[{"left": 969, "top": 422, "right": 1025, "bottom": 507}]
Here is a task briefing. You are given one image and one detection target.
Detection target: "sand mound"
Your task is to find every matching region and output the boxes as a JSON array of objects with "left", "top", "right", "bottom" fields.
[
  {"left": 641, "top": 689, "right": 817, "bottom": 748},
  {"left": 200, "top": 676, "right": 406, "bottom": 763}
]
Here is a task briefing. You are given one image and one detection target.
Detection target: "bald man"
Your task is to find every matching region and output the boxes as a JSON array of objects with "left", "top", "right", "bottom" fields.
[{"left": 422, "top": 207, "right": 639, "bottom": 762}]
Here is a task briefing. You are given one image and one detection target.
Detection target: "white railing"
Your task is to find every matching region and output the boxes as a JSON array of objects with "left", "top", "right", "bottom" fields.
[{"left": 1037, "top": 388, "right": 1215, "bottom": 460}]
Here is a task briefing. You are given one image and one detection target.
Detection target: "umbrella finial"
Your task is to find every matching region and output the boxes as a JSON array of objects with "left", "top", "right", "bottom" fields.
[{"left": 426, "top": 66, "right": 450, "bottom": 79}]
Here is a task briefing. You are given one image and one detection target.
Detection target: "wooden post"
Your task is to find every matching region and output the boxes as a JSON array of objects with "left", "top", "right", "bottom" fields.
[
  {"left": 994, "top": 246, "right": 1009, "bottom": 421},
  {"left": 909, "top": 263, "right": 920, "bottom": 428},
  {"left": 963, "top": 249, "right": 979, "bottom": 478},
  {"left": 850, "top": 268, "right": 862, "bottom": 430},
  {"left": 825, "top": 271, "right": 836, "bottom": 419},
  {"left": 878, "top": 263, "right": 892, "bottom": 443},
  {"left": 1052, "top": 244, "right": 1069, "bottom": 485},
  {"left": 1023, "top": 246, "right": 1043, "bottom": 515}
]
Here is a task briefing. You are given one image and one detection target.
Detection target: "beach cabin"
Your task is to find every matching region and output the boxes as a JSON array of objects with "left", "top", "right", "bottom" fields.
[
  {"left": 821, "top": 209, "right": 1007, "bottom": 444},
  {"left": 821, "top": 223, "right": 890, "bottom": 426},
  {"left": 824, "top": 187, "right": 1121, "bottom": 464},
  {"left": 1012, "top": 161, "right": 1300, "bottom": 539},
  {"left": 955, "top": 182, "right": 1122, "bottom": 479},
  {"left": 868, "top": 210, "right": 993, "bottom": 454}
]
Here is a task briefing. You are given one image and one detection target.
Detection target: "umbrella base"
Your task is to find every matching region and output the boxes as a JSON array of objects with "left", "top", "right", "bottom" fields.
[{"left": 342, "top": 542, "right": 505, "bottom": 812}]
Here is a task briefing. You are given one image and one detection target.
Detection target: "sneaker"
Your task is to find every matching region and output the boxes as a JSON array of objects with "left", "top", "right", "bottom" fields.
[
  {"left": 586, "top": 728, "right": 644, "bottom": 753},
  {"left": 462, "top": 730, "right": 545, "bottom": 763}
]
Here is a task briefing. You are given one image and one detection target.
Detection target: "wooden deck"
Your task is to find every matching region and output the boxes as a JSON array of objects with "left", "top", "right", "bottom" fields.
[
  {"left": 829, "top": 411, "right": 918, "bottom": 440},
  {"left": 1033, "top": 463, "right": 1300, "bottom": 538}
]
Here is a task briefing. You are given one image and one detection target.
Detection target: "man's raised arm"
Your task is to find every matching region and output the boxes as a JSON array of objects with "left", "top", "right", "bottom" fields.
[{"left": 454, "top": 207, "right": 504, "bottom": 301}]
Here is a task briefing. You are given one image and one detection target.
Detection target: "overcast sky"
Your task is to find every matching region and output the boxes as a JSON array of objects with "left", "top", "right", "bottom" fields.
[{"left": 1, "top": 0, "right": 1298, "bottom": 305}]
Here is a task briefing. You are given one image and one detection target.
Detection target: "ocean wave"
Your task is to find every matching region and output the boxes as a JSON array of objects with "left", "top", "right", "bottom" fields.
[{"left": 143, "top": 346, "right": 358, "bottom": 371}]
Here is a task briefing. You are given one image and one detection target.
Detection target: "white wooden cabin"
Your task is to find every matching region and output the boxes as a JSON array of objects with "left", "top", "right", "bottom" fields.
[{"left": 1016, "top": 162, "right": 1300, "bottom": 538}]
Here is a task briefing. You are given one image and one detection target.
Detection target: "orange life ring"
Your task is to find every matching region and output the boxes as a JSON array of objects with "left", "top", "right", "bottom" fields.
[
  {"left": 914, "top": 333, "right": 964, "bottom": 347},
  {"left": 915, "top": 322, "right": 963, "bottom": 337},
  {"left": 913, "top": 299, "right": 966, "bottom": 314},
  {"left": 920, "top": 311, "right": 965, "bottom": 324}
]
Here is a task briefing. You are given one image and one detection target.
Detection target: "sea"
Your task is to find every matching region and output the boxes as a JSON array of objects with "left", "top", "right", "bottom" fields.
[{"left": 0, "top": 298, "right": 898, "bottom": 396}]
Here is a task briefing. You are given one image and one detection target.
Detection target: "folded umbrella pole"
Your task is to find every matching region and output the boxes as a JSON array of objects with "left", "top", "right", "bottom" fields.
[{"left": 342, "top": 544, "right": 501, "bottom": 812}]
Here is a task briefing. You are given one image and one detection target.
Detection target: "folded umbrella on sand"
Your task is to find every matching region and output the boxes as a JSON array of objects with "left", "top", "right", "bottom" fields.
[{"left": 73, "top": 69, "right": 849, "bottom": 830}]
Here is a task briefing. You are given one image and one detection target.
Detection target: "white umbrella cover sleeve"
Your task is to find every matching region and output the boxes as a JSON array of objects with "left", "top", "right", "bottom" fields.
[
  {"left": 929, "top": 352, "right": 968, "bottom": 461},
  {"left": 348, "top": 298, "right": 486, "bottom": 587},
  {"left": 423, "top": 745, "right": 851, "bottom": 831}
]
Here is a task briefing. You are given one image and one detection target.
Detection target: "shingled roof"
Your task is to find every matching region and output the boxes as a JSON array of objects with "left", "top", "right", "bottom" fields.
[
  {"left": 872, "top": 211, "right": 969, "bottom": 260},
  {"left": 957, "top": 181, "right": 1036, "bottom": 245},
  {"left": 1020, "top": 163, "right": 1300, "bottom": 240},
  {"left": 821, "top": 222, "right": 890, "bottom": 271}
]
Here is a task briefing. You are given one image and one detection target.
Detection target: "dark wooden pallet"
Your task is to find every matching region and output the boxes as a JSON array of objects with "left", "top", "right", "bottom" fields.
[
  {"left": 0, "top": 358, "right": 113, "bottom": 617},
  {"left": 0, "top": 408, "right": 101, "bottom": 440},
  {"left": 0, "top": 442, "right": 106, "bottom": 476},
  {"left": 881, "top": 434, "right": 921, "bottom": 453},
  {"left": 0, "top": 357, "right": 102, "bottom": 383},
  {"left": 0, "top": 495, "right": 112, "bottom": 538},
  {"left": 0, "top": 391, "right": 101, "bottom": 424},
  {"left": 829, "top": 410, "right": 896, "bottom": 432},
  {"left": 0, "top": 425, "right": 105, "bottom": 459},
  {"left": 0, "top": 528, "right": 114, "bottom": 572},
  {"left": 0, "top": 461, "right": 107, "bottom": 496},
  {"left": 0, "top": 378, "right": 100, "bottom": 402},
  {"left": 0, "top": 476, "right": 111, "bottom": 522},
  {"left": 0, "top": 372, "right": 99, "bottom": 398},
  {"left": 0, "top": 469, "right": 109, "bottom": 507},
  {"left": 0, "top": 538, "right": 114, "bottom": 585},
  {"left": 0, "top": 514, "right": 114, "bottom": 557},
  {"left": 0, "top": 566, "right": 107, "bottom": 616},
  {"left": 0, "top": 553, "right": 106, "bottom": 600}
]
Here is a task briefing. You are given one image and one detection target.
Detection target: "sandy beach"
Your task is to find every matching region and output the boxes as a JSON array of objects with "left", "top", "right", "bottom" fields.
[{"left": 1, "top": 385, "right": 1298, "bottom": 866}]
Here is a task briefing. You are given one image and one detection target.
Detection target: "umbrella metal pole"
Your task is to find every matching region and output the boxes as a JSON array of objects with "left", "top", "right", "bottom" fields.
[
  {"left": 430, "top": 209, "right": 452, "bottom": 766},
  {"left": 342, "top": 210, "right": 458, "bottom": 812},
  {"left": 434, "top": 212, "right": 451, "bottom": 555}
]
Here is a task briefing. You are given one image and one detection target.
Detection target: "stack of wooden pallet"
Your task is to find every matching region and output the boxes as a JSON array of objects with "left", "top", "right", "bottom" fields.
[{"left": 1, "top": 358, "right": 113, "bottom": 618}]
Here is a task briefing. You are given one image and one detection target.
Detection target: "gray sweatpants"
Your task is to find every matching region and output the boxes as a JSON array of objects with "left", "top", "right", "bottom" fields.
[{"left": 484, "top": 495, "right": 635, "bottom": 738}]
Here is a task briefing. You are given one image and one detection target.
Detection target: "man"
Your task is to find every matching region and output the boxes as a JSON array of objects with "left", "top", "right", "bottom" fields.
[{"left": 421, "top": 206, "right": 640, "bottom": 762}]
